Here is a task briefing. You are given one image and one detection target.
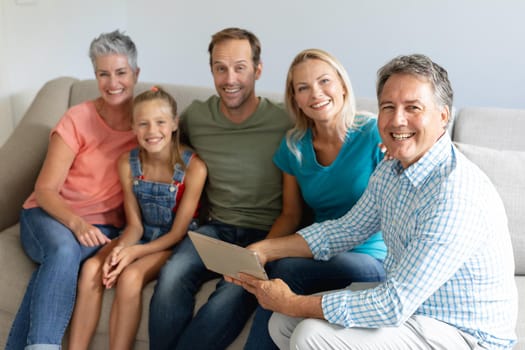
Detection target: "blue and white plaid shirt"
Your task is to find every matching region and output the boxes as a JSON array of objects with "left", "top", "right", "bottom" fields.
[{"left": 299, "top": 133, "right": 517, "bottom": 349}]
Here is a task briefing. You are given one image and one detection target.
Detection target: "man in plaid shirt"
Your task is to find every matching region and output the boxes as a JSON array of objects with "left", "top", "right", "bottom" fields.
[{"left": 231, "top": 54, "right": 517, "bottom": 349}]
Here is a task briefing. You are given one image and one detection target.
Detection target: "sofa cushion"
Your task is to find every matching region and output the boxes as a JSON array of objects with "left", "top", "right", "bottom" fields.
[
  {"left": 69, "top": 80, "right": 285, "bottom": 115},
  {"left": 453, "top": 107, "right": 525, "bottom": 151},
  {"left": 455, "top": 142, "right": 525, "bottom": 275}
]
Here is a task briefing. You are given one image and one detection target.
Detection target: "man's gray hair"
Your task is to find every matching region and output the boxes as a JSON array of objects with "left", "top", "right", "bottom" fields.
[{"left": 376, "top": 54, "right": 453, "bottom": 111}]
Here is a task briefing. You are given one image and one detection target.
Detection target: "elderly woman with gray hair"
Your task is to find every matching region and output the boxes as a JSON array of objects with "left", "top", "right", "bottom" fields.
[{"left": 6, "top": 30, "right": 140, "bottom": 350}]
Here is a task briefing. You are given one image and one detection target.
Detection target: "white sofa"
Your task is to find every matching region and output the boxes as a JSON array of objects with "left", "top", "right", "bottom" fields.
[{"left": 0, "top": 77, "right": 523, "bottom": 349}]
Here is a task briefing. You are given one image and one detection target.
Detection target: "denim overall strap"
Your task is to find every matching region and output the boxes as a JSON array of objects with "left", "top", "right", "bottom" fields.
[
  {"left": 131, "top": 147, "right": 178, "bottom": 242},
  {"left": 172, "top": 150, "right": 194, "bottom": 183},
  {"left": 129, "top": 148, "right": 142, "bottom": 178}
]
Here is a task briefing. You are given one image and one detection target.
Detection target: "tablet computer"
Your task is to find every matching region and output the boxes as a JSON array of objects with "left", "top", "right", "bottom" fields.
[{"left": 188, "top": 231, "right": 268, "bottom": 280}]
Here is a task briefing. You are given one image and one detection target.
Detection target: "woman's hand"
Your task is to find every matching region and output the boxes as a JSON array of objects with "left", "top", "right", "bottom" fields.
[
  {"left": 379, "top": 143, "right": 394, "bottom": 160},
  {"left": 35, "top": 134, "right": 112, "bottom": 245},
  {"left": 73, "top": 220, "right": 111, "bottom": 247},
  {"left": 246, "top": 241, "right": 269, "bottom": 266}
]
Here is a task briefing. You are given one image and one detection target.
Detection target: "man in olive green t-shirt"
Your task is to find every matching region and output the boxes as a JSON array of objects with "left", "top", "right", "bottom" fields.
[{"left": 149, "top": 27, "right": 291, "bottom": 350}]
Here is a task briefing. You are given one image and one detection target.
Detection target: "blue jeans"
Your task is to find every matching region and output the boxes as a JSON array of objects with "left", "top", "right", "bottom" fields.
[
  {"left": 148, "top": 221, "right": 267, "bottom": 350},
  {"left": 244, "top": 252, "right": 385, "bottom": 350},
  {"left": 6, "top": 208, "right": 119, "bottom": 350}
]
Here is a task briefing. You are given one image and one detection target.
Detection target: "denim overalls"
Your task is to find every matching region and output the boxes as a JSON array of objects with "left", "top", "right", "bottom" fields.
[{"left": 129, "top": 147, "right": 198, "bottom": 242}]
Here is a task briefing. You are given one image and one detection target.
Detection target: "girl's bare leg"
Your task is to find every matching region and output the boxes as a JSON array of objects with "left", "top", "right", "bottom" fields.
[
  {"left": 109, "top": 249, "right": 172, "bottom": 350},
  {"left": 68, "top": 240, "right": 119, "bottom": 350}
]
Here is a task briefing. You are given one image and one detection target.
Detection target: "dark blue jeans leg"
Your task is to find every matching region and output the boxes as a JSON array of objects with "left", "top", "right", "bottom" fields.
[
  {"left": 148, "top": 233, "right": 216, "bottom": 350},
  {"left": 149, "top": 221, "right": 267, "bottom": 350},
  {"left": 6, "top": 207, "right": 118, "bottom": 350},
  {"left": 244, "top": 252, "right": 385, "bottom": 350},
  {"left": 176, "top": 278, "right": 258, "bottom": 350},
  {"left": 176, "top": 222, "right": 266, "bottom": 350},
  {"left": 244, "top": 306, "right": 277, "bottom": 350}
]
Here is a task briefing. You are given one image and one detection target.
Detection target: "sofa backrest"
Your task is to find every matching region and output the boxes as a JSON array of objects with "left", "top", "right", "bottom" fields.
[
  {"left": 453, "top": 107, "right": 525, "bottom": 150},
  {"left": 0, "top": 77, "right": 79, "bottom": 230},
  {"left": 69, "top": 79, "right": 378, "bottom": 116},
  {"left": 70, "top": 80, "right": 219, "bottom": 113},
  {"left": 453, "top": 108, "right": 525, "bottom": 275}
]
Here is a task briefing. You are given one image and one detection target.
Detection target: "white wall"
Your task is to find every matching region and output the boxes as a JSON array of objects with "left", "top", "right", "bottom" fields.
[
  {"left": 0, "top": 0, "right": 127, "bottom": 145},
  {"left": 1, "top": 0, "right": 525, "bottom": 146},
  {"left": 0, "top": 0, "right": 13, "bottom": 144},
  {"left": 129, "top": 0, "right": 525, "bottom": 109}
]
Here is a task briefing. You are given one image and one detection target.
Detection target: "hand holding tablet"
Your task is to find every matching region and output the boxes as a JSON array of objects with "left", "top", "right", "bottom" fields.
[{"left": 188, "top": 231, "right": 269, "bottom": 280}]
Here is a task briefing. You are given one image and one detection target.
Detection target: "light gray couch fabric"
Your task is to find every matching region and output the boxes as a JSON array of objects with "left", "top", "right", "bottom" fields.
[
  {"left": 0, "top": 77, "right": 523, "bottom": 349},
  {"left": 453, "top": 107, "right": 525, "bottom": 349}
]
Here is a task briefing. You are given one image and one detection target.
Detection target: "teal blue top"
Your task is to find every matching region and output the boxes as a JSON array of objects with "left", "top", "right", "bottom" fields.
[{"left": 273, "top": 116, "right": 386, "bottom": 260}]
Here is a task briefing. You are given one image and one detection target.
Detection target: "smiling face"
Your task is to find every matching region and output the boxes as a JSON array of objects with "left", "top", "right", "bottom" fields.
[
  {"left": 132, "top": 99, "right": 177, "bottom": 155},
  {"left": 292, "top": 58, "right": 346, "bottom": 129},
  {"left": 378, "top": 73, "right": 449, "bottom": 168},
  {"left": 210, "top": 39, "right": 261, "bottom": 121},
  {"left": 95, "top": 54, "right": 138, "bottom": 107}
]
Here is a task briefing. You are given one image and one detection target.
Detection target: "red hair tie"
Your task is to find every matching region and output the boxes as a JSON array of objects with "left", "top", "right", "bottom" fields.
[{"left": 151, "top": 86, "right": 159, "bottom": 92}]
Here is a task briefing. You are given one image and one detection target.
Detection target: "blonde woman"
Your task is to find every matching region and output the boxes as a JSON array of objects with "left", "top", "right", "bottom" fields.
[{"left": 243, "top": 49, "right": 386, "bottom": 349}]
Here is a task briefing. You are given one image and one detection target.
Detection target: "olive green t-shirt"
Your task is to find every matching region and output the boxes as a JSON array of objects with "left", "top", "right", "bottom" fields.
[{"left": 181, "top": 95, "right": 291, "bottom": 231}]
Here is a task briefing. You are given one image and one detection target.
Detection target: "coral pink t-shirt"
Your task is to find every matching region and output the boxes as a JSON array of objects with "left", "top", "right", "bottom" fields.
[{"left": 23, "top": 101, "right": 137, "bottom": 227}]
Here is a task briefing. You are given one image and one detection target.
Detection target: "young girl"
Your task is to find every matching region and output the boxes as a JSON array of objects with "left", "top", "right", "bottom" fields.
[{"left": 68, "top": 86, "right": 207, "bottom": 350}]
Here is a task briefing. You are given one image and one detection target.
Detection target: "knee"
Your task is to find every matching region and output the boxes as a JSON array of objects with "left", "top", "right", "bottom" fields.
[
  {"left": 269, "top": 315, "right": 328, "bottom": 350},
  {"left": 78, "top": 258, "right": 103, "bottom": 285},
  {"left": 50, "top": 241, "right": 80, "bottom": 258},
  {"left": 290, "top": 319, "right": 334, "bottom": 350},
  {"left": 267, "top": 258, "right": 302, "bottom": 282},
  {"left": 154, "top": 251, "right": 203, "bottom": 298},
  {"left": 53, "top": 242, "right": 81, "bottom": 265},
  {"left": 154, "top": 263, "right": 180, "bottom": 295},
  {"left": 290, "top": 319, "right": 323, "bottom": 349},
  {"left": 151, "top": 264, "right": 188, "bottom": 307},
  {"left": 205, "top": 282, "right": 257, "bottom": 317},
  {"left": 268, "top": 312, "right": 293, "bottom": 349},
  {"left": 116, "top": 268, "right": 144, "bottom": 300},
  {"left": 82, "top": 256, "right": 103, "bottom": 273}
]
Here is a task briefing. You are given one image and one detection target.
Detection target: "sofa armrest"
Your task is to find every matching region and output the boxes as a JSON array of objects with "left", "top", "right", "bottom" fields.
[{"left": 0, "top": 77, "right": 78, "bottom": 231}]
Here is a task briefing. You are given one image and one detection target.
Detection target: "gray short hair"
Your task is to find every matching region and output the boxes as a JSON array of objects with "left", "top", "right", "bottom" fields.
[
  {"left": 89, "top": 30, "right": 138, "bottom": 72},
  {"left": 376, "top": 54, "right": 453, "bottom": 111}
]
